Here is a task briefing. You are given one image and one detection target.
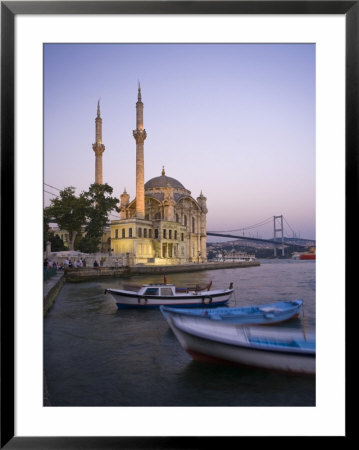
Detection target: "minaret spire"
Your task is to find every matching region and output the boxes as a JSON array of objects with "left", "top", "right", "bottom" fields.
[
  {"left": 138, "top": 81, "right": 142, "bottom": 102},
  {"left": 92, "top": 100, "right": 105, "bottom": 184},
  {"left": 133, "top": 83, "right": 147, "bottom": 219}
]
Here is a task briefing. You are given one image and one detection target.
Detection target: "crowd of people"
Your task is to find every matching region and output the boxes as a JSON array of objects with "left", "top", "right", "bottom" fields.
[
  {"left": 63, "top": 257, "right": 88, "bottom": 268},
  {"left": 44, "top": 258, "right": 62, "bottom": 271},
  {"left": 43, "top": 256, "right": 110, "bottom": 271},
  {"left": 43, "top": 257, "right": 89, "bottom": 271},
  {"left": 44, "top": 255, "right": 117, "bottom": 284}
]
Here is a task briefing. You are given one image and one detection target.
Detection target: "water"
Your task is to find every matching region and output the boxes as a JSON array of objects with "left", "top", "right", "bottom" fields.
[{"left": 44, "top": 259, "right": 316, "bottom": 407}]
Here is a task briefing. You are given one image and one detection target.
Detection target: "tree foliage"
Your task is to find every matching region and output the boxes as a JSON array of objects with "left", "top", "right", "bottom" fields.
[
  {"left": 44, "top": 187, "right": 89, "bottom": 251},
  {"left": 49, "top": 234, "right": 67, "bottom": 252},
  {"left": 44, "top": 184, "right": 120, "bottom": 254},
  {"left": 43, "top": 209, "right": 52, "bottom": 249},
  {"left": 78, "top": 183, "right": 119, "bottom": 253}
]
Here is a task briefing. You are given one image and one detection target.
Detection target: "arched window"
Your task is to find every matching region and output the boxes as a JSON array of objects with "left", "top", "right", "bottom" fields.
[
  {"left": 184, "top": 215, "right": 187, "bottom": 227},
  {"left": 138, "top": 227, "right": 142, "bottom": 238},
  {"left": 122, "top": 228, "right": 125, "bottom": 238},
  {"left": 176, "top": 214, "right": 179, "bottom": 223},
  {"left": 192, "top": 217, "right": 195, "bottom": 233},
  {"left": 144, "top": 228, "right": 147, "bottom": 238},
  {"left": 155, "top": 229, "right": 159, "bottom": 239},
  {"left": 115, "top": 229, "right": 118, "bottom": 239},
  {"left": 129, "top": 228, "right": 132, "bottom": 238}
]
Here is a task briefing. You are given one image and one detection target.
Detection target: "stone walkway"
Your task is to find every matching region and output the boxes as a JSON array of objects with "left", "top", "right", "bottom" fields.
[
  {"left": 43, "top": 271, "right": 65, "bottom": 406},
  {"left": 43, "top": 271, "right": 65, "bottom": 316},
  {"left": 43, "top": 271, "right": 65, "bottom": 300}
]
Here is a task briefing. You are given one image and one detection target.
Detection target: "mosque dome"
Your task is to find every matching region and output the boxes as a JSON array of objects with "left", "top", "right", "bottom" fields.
[{"left": 145, "top": 167, "right": 186, "bottom": 190}]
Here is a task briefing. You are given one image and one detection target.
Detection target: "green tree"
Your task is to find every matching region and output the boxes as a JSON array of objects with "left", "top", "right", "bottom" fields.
[
  {"left": 43, "top": 208, "right": 52, "bottom": 250},
  {"left": 44, "top": 187, "right": 89, "bottom": 251},
  {"left": 49, "top": 233, "right": 67, "bottom": 252},
  {"left": 78, "top": 183, "right": 119, "bottom": 253}
]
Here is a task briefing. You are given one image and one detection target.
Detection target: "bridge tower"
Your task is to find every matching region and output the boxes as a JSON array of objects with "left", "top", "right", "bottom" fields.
[{"left": 273, "top": 215, "right": 284, "bottom": 257}]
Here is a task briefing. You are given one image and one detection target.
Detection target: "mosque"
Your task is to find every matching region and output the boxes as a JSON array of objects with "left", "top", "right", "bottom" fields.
[{"left": 94, "top": 85, "right": 208, "bottom": 265}]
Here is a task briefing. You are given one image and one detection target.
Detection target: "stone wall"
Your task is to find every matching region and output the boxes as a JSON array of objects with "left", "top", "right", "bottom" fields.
[
  {"left": 65, "top": 260, "right": 260, "bottom": 282},
  {"left": 43, "top": 272, "right": 66, "bottom": 316}
]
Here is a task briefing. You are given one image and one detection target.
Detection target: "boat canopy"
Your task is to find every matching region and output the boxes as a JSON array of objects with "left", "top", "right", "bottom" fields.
[{"left": 142, "top": 286, "right": 175, "bottom": 296}]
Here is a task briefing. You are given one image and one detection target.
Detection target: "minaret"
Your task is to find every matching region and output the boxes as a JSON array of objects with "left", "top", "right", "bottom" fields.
[
  {"left": 92, "top": 100, "right": 105, "bottom": 184},
  {"left": 197, "top": 191, "right": 208, "bottom": 263},
  {"left": 133, "top": 83, "right": 147, "bottom": 219},
  {"left": 120, "top": 188, "right": 130, "bottom": 219}
]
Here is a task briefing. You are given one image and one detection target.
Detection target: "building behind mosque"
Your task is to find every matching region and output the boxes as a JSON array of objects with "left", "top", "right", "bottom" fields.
[{"left": 93, "top": 85, "right": 208, "bottom": 265}]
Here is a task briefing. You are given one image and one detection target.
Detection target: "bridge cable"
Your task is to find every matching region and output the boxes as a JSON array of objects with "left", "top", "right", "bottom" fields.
[{"left": 209, "top": 216, "right": 273, "bottom": 234}]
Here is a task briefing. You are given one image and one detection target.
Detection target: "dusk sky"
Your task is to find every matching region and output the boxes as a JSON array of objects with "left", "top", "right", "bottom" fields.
[{"left": 44, "top": 43, "right": 315, "bottom": 240}]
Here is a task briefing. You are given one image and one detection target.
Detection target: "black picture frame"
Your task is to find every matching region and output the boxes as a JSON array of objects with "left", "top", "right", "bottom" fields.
[{"left": 1, "top": 1, "right": 352, "bottom": 448}]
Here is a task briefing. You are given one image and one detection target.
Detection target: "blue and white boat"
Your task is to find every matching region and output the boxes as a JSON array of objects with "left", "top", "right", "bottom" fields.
[
  {"left": 162, "top": 311, "right": 315, "bottom": 375},
  {"left": 105, "top": 282, "right": 233, "bottom": 309},
  {"left": 160, "top": 299, "right": 303, "bottom": 325}
]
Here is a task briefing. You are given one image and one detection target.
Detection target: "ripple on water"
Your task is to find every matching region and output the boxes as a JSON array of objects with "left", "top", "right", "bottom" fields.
[{"left": 44, "top": 260, "right": 316, "bottom": 406}]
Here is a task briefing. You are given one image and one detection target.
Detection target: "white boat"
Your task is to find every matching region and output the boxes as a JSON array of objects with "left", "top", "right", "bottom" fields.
[
  {"left": 163, "top": 311, "right": 315, "bottom": 375},
  {"left": 105, "top": 282, "right": 234, "bottom": 309}
]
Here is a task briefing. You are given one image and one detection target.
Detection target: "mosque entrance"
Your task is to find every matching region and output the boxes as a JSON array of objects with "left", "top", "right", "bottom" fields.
[{"left": 162, "top": 243, "right": 174, "bottom": 258}]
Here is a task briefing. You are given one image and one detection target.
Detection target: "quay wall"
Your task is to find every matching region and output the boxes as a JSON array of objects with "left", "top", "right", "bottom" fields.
[
  {"left": 43, "top": 272, "right": 66, "bottom": 316},
  {"left": 64, "top": 260, "right": 260, "bottom": 282},
  {"left": 43, "top": 272, "right": 66, "bottom": 406}
]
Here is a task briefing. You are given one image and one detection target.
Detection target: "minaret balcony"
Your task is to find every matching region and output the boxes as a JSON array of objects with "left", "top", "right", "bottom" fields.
[
  {"left": 133, "top": 129, "right": 147, "bottom": 143},
  {"left": 92, "top": 143, "right": 105, "bottom": 155}
]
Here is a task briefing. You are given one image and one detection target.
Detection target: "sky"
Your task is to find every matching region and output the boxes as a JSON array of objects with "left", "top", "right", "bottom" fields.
[{"left": 44, "top": 43, "right": 316, "bottom": 240}]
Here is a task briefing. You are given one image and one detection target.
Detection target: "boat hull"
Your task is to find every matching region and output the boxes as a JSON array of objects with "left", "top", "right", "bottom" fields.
[
  {"left": 106, "top": 289, "right": 233, "bottom": 309},
  {"left": 161, "top": 300, "right": 303, "bottom": 325},
  {"left": 166, "top": 315, "right": 315, "bottom": 375},
  {"left": 299, "top": 254, "right": 315, "bottom": 260}
]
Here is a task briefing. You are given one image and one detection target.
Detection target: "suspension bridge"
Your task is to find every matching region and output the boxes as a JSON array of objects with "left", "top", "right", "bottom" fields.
[{"left": 207, "top": 215, "right": 315, "bottom": 257}]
